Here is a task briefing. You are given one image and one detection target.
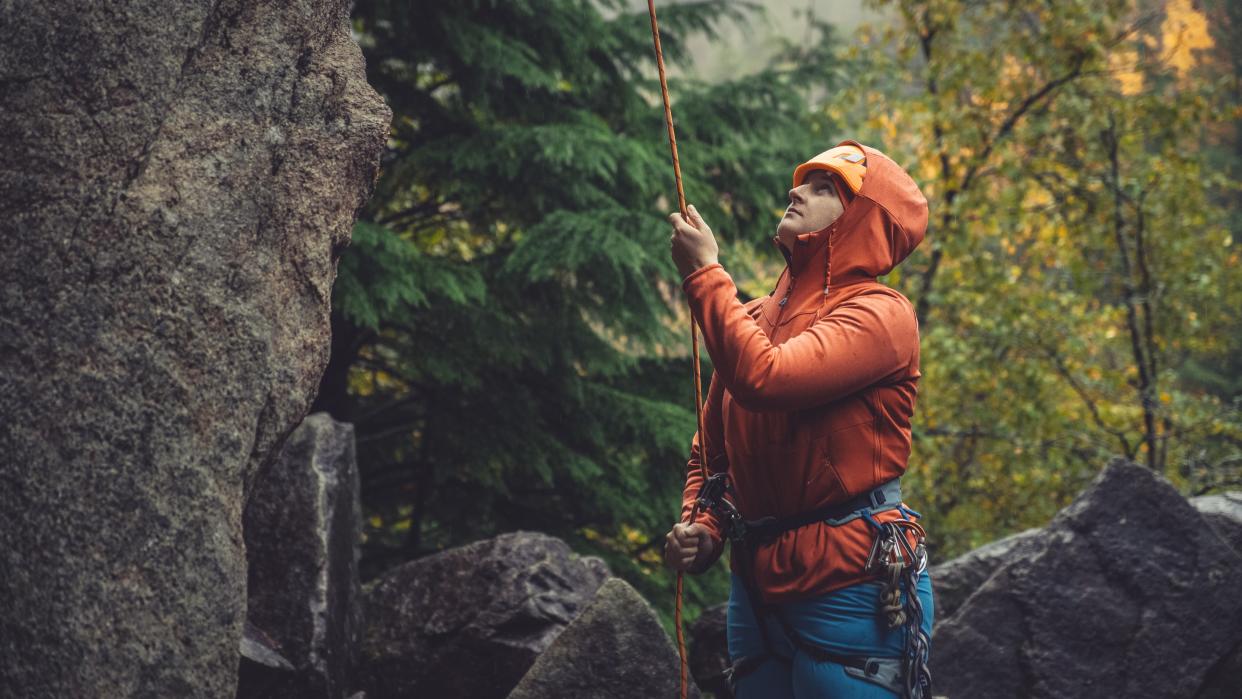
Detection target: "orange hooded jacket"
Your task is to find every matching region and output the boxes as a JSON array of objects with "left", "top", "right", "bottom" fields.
[{"left": 679, "top": 140, "right": 928, "bottom": 604}]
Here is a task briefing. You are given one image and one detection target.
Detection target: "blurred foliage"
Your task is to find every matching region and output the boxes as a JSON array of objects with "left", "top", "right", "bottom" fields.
[{"left": 326, "top": 0, "right": 1242, "bottom": 633}]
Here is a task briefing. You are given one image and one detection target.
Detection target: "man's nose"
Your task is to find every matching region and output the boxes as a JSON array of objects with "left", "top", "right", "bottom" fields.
[{"left": 788, "top": 185, "right": 806, "bottom": 204}]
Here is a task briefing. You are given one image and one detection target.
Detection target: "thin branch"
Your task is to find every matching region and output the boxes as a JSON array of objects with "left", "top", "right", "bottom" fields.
[
  {"left": 1039, "top": 341, "right": 1136, "bottom": 459},
  {"left": 1103, "top": 114, "right": 1158, "bottom": 470},
  {"left": 961, "top": 56, "right": 1088, "bottom": 196}
]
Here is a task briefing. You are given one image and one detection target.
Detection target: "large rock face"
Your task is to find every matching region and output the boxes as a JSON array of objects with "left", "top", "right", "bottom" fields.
[
  {"left": 0, "top": 1, "right": 389, "bottom": 696},
  {"left": 928, "top": 526, "right": 1043, "bottom": 621},
  {"left": 508, "top": 577, "right": 702, "bottom": 699},
  {"left": 931, "top": 458, "right": 1242, "bottom": 699},
  {"left": 358, "top": 532, "right": 611, "bottom": 699},
  {"left": 240, "top": 413, "right": 362, "bottom": 699}
]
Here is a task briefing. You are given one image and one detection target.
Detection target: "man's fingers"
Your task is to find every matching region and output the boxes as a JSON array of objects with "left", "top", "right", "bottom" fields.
[
  {"left": 665, "top": 527, "right": 701, "bottom": 571},
  {"left": 666, "top": 523, "right": 717, "bottom": 573},
  {"left": 688, "top": 204, "right": 703, "bottom": 226},
  {"left": 668, "top": 212, "right": 698, "bottom": 235},
  {"left": 684, "top": 523, "right": 710, "bottom": 540},
  {"left": 672, "top": 523, "right": 694, "bottom": 545}
]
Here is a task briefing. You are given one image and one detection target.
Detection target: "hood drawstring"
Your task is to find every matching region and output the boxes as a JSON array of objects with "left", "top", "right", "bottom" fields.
[
  {"left": 818, "top": 171, "right": 854, "bottom": 318},
  {"left": 817, "top": 228, "right": 833, "bottom": 319},
  {"left": 773, "top": 237, "right": 793, "bottom": 306},
  {"left": 824, "top": 231, "right": 833, "bottom": 295}
]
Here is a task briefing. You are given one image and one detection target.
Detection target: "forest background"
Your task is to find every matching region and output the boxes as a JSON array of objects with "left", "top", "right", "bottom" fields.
[{"left": 312, "top": 0, "right": 1242, "bottom": 628}]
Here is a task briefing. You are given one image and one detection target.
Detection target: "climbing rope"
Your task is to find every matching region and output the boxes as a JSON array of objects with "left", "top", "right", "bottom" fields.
[{"left": 644, "top": 2, "right": 707, "bottom": 698}]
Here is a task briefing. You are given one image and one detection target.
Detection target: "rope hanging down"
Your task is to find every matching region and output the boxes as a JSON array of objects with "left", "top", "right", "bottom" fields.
[{"left": 645, "top": 2, "right": 706, "bottom": 699}]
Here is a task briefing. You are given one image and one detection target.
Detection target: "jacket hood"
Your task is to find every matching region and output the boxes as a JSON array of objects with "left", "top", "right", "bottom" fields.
[{"left": 776, "top": 140, "right": 928, "bottom": 291}]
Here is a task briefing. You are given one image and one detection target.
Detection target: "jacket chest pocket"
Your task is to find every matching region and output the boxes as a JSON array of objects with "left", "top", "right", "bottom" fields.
[
  {"left": 730, "top": 436, "right": 845, "bottom": 515},
  {"left": 802, "top": 434, "right": 845, "bottom": 497},
  {"left": 772, "top": 310, "right": 816, "bottom": 345},
  {"left": 796, "top": 392, "right": 880, "bottom": 497},
  {"left": 758, "top": 292, "right": 818, "bottom": 344}
]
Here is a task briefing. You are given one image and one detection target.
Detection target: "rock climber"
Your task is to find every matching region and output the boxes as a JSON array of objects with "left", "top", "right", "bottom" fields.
[{"left": 663, "top": 140, "right": 935, "bottom": 699}]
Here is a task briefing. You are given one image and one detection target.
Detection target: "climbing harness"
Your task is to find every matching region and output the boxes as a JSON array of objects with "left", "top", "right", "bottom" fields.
[
  {"left": 694, "top": 473, "right": 934, "bottom": 699},
  {"left": 642, "top": 3, "right": 706, "bottom": 698}
]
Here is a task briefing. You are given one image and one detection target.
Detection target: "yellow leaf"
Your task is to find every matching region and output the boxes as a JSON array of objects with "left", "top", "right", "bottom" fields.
[{"left": 1161, "top": 0, "right": 1214, "bottom": 76}]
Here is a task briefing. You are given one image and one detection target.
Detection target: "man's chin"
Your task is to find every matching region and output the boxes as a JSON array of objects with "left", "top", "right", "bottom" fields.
[{"left": 775, "top": 221, "right": 807, "bottom": 243}]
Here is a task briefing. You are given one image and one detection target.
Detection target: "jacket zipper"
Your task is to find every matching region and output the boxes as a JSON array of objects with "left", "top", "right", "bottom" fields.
[
  {"left": 773, "top": 239, "right": 796, "bottom": 326},
  {"left": 774, "top": 271, "right": 796, "bottom": 326}
]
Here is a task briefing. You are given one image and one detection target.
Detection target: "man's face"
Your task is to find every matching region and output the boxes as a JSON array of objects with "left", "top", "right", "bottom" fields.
[{"left": 776, "top": 169, "right": 845, "bottom": 248}]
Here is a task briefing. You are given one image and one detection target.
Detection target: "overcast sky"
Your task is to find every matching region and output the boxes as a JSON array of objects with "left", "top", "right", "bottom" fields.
[{"left": 628, "top": 0, "right": 888, "bottom": 81}]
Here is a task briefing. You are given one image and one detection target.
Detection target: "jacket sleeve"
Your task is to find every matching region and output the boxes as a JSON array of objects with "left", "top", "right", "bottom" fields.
[
  {"left": 679, "top": 370, "right": 729, "bottom": 574},
  {"left": 681, "top": 263, "right": 917, "bottom": 413}
]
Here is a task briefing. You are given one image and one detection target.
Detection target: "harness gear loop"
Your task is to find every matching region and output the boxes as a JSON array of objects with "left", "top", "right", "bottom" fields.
[{"left": 644, "top": 3, "right": 706, "bottom": 698}]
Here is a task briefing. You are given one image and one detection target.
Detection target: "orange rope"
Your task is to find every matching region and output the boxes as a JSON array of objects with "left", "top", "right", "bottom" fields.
[{"left": 646, "top": 3, "right": 706, "bottom": 698}]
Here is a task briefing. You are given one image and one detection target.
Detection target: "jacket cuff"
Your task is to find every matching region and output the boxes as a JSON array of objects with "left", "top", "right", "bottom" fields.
[{"left": 680, "top": 262, "right": 725, "bottom": 291}]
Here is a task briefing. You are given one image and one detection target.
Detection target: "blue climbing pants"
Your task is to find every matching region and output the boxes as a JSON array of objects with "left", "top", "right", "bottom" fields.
[{"left": 727, "top": 572, "right": 934, "bottom": 698}]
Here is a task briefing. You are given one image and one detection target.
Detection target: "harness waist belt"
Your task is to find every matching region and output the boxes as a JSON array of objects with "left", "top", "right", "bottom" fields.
[{"left": 742, "top": 477, "right": 902, "bottom": 542}]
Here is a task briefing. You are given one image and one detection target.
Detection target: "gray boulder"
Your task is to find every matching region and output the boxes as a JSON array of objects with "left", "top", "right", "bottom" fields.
[
  {"left": 931, "top": 458, "right": 1242, "bottom": 699},
  {"left": 1189, "top": 491, "right": 1242, "bottom": 699},
  {"left": 508, "top": 577, "right": 701, "bottom": 699},
  {"left": 688, "top": 603, "right": 731, "bottom": 698},
  {"left": 1195, "top": 638, "right": 1242, "bottom": 699},
  {"left": 239, "top": 413, "right": 363, "bottom": 699},
  {"left": 357, "top": 532, "right": 611, "bottom": 699},
  {"left": 1191, "top": 491, "right": 1242, "bottom": 554},
  {"left": 238, "top": 620, "right": 298, "bottom": 697},
  {"left": 929, "top": 527, "right": 1044, "bottom": 621},
  {"left": 0, "top": 0, "right": 389, "bottom": 696}
]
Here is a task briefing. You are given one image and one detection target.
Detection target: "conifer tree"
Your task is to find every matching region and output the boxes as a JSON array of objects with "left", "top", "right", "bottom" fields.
[{"left": 320, "top": 0, "right": 841, "bottom": 616}]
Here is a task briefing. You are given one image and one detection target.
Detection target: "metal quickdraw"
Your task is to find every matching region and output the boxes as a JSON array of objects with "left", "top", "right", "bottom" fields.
[{"left": 862, "top": 510, "right": 933, "bottom": 699}]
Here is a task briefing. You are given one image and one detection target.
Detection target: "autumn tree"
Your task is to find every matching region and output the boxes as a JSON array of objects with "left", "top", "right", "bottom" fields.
[{"left": 830, "top": 0, "right": 1241, "bottom": 555}]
